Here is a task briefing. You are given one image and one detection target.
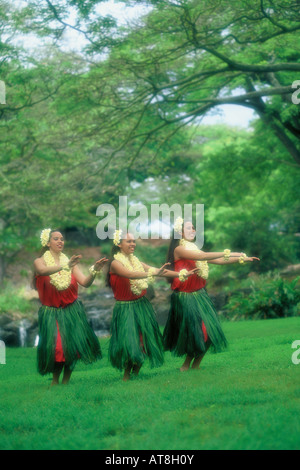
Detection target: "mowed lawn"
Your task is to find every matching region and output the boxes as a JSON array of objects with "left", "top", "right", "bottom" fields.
[{"left": 0, "top": 317, "right": 299, "bottom": 450}]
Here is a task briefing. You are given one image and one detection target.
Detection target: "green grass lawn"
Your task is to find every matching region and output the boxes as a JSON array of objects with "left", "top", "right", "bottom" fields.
[{"left": 0, "top": 317, "right": 300, "bottom": 450}]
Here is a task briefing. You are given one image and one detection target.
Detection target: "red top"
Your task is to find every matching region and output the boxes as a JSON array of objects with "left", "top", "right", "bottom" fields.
[
  {"left": 36, "top": 274, "right": 78, "bottom": 308},
  {"left": 171, "top": 259, "right": 206, "bottom": 292},
  {"left": 109, "top": 273, "right": 146, "bottom": 301}
]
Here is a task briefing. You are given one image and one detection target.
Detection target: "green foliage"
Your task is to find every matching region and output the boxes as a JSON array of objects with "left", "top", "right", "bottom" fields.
[
  {"left": 98, "top": 241, "right": 113, "bottom": 257},
  {"left": 93, "top": 0, "right": 300, "bottom": 165},
  {"left": 0, "top": 282, "right": 35, "bottom": 316},
  {"left": 1, "top": 0, "right": 299, "bottom": 286},
  {"left": 224, "top": 274, "right": 300, "bottom": 320},
  {"left": 134, "top": 242, "right": 168, "bottom": 268},
  {"left": 189, "top": 125, "right": 300, "bottom": 272}
]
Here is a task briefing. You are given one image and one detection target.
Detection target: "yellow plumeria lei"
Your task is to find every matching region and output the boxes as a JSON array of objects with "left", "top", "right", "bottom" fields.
[
  {"left": 89, "top": 265, "right": 101, "bottom": 276},
  {"left": 114, "top": 252, "right": 150, "bottom": 295},
  {"left": 40, "top": 228, "right": 51, "bottom": 247},
  {"left": 179, "top": 269, "right": 188, "bottom": 282},
  {"left": 239, "top": 253, "right": 247, "bottom": 264},
  {"left": 179, "top": 239, "right": 209, "bottom": 280},
  {"left": 147, "top": 267, "right": 156, "bottom": 284},
  {"left": 43, "top": 250, "right": 72, "bottom": 291}
]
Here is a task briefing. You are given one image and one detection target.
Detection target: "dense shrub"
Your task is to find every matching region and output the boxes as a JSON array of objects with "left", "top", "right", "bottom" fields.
[{"left": 223, "top": 274, "right": 300, "bottom": 320}]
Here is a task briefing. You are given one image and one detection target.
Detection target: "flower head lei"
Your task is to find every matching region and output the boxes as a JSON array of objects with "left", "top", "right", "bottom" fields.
[
  {"left": 113, "top": 229, "right": 122, "bottom": 246},
  {"left": 40, "top": 228, "right": 51, "bottom": 247},
  {"left": 174, "top": 216, "right": 183, "bottom": 234}
]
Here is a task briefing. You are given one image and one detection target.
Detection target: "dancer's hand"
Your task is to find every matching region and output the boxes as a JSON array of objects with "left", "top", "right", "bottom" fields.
[
  {"left": 68, "top": 255, "right": 82, "bottom": 268},
  {"left": 156, "top": 262, "right": 171, "bottom": 276},
  {"left": 94, "top": 257, "right": 109, "bottom": 271},
  {"left": 244, "top": 256, "right": 260, "bottom": 262},
  {"left": 187, "top": 268, "right": 200, "bottom": 277}
]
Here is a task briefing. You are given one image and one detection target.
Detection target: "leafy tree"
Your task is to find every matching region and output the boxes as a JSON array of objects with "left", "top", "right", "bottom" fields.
[
  {"left": 92, "top": 0, "right": 300, "bottom": 164},
  {"left": 1, "top": 0, "right": 299, "bottom": 286}
]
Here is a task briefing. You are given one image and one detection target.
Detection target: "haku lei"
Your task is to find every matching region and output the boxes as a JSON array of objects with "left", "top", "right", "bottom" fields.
[
  {"left": 40, "top": 228, "right": 51, "bottom": 247},
  {"left": 113, "top": 229, "right": 122, "bottom": 246},
  {"left": 114, "top": 253, "right": 154, "bottom": 295},
  {"left": 43, "top": 250, "right": 71, "bottom": 291},
  {"left": 174, "top": 216, "right": 183, "bottom": 234},
  {"left": 179, "top": 239, "right": 209, "bottom": 280}
]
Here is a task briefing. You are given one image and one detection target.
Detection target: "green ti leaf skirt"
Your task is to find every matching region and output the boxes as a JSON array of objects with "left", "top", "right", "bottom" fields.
[
  {"left": 163, "top": 289, "right": 228, "bottom": 357},
  {"left": 37, "top": 299, "right": 102, "bottom": 375},
  {"left": 108, "top": 296, "right": 164, "bottom": 371}
]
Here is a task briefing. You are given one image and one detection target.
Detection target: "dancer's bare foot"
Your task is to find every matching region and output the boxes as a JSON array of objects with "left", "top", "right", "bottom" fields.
[
  {"left": 180, "top": 355, "right": 193, "bottom": 372},
  {"left": 123, "top": 365, "right": 131, "bottom": 381},
  {"left": 62, "top": 366, "right": 72, "bottom": 384},
  {"left": 191, "top": 354, "right": 205, "bottom": 370},
  {"left": 51, "top": 362, "right": 64, "bottom": 385},
  {"left": 132, "top": 364, "right": 141, "bottom": 376}
]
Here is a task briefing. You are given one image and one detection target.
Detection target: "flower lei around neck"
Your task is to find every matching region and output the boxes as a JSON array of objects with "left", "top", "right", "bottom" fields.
[
  {"left": 43, "top": 250, "right": 71, "bottom": 291},
  {"left": 179, "top": 238, "right": 209, "bottom": 280},
  {"left": 114, "top": 252, "right": 153, "bottom": 295}
]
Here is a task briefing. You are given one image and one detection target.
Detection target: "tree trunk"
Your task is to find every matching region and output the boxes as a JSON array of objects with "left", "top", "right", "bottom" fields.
[{"left": 245, "top": 78, "right": 300, "bottom": 165}]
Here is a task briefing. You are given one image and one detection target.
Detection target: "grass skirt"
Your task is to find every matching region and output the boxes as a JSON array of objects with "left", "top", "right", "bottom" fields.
[
  {"left": 108, "top": 296, "right": 164, "bottom": 371},
  {"left": 163, "top": 289, "right": 227, "bottom": 357},
  {"left": 37, "top": 300, "right": 102, "bottom": 375}
]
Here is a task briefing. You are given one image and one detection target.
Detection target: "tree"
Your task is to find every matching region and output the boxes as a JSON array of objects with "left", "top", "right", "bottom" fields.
[
  {"left": 92, "top": 0, "right": 300, "bottom": 165},
  {"left": 0, "top": 1, "right": 126, "bottom": 282},
  {"left": 1, "top": 0, "right": 299, "bottom": 285}
]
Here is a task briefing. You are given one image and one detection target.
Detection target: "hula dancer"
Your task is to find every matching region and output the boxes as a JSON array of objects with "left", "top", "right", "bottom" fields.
[
  {"left": 107, "top": 230, "right": 195, "bottom": 381},
  {"left": 34, "top": 228, "right": 108, "bottom": 385},
  {"left": 163, "top": 218, "right": 260, "bottom": 371}
]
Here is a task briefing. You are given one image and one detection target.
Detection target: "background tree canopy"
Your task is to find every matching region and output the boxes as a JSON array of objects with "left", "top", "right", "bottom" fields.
[{"left": 0, "top": 0, "right": 299, "bottom": 285}]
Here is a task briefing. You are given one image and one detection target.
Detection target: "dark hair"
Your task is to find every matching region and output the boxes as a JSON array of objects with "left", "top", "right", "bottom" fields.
[
  {"left": 32, "top": 228, "right": 64, "bottom": 289},
  {"left": 105, "top": 244, "right": 121, "bottom": 287},
  {"left": 166, "top": 231, "right": 180, "bottom": 270},
  {"left": 166, "top": 219, "right": 194, "bottom": 283},
  {"left": 166, "top": 230, "right": 180, "bottom": 283}
]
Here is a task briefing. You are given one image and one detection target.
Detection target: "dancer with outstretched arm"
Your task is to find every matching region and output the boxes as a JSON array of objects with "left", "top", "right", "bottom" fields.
[
  {"left": 106, "top": 230, "right": 197, "bottom": 381},
  {"left": 34, "top": 228, "right": 108, "bottom": 385},
  {"left": 163, "top": 218, "right": 260, "bottom": 371}
]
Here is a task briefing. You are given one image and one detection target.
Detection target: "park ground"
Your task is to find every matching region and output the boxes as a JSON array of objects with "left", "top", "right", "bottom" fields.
[{"left": 0, "top": 317, "right": 299, "bottom": 450}]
